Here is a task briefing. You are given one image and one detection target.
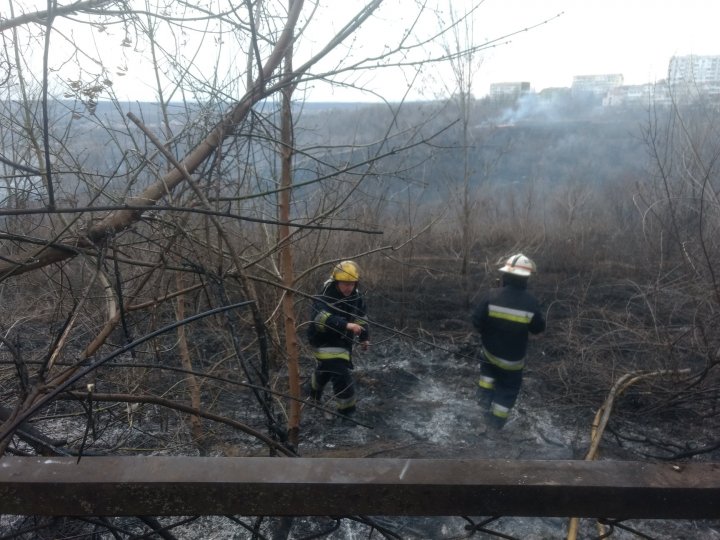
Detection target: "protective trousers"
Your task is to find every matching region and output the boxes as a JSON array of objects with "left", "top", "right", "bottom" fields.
[
  {"left": 477, "top": 358, "right": 523, "bottom": 426},
  {"left": 311, "top": 357, "right": 356, "bottom": 414}
]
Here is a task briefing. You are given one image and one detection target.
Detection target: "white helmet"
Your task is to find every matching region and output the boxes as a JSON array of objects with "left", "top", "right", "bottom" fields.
[{"left": 499, "top": 253, "right": 536, "bottom": 277}]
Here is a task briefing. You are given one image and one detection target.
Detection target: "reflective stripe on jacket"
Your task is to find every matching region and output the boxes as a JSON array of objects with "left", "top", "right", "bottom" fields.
[
  {"left": 482, "top": 346, "right": 525, "bottom": 371},
  {"left": 314, "top": 347, "right": 351, "bottom": 361},
  {"left": 488, "top": 304, "right": 535, "bottom": 324}
]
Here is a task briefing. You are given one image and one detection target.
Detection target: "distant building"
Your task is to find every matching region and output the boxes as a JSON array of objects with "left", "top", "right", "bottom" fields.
[
  {"left": 603, "top": 83, "right": 672, "bottom": 107},
  {"left": 665, "top": 55, "right": 720, "bottom": 102},
  {"left": 571, "top": 74, "right": 623, "bottom": 97},
  {"left": 489, "top": 82, "right": 531, "bottom": 99},
  {"left": 486, "top": 55, "right": 720, "bottom": 107},
  {"left": 668, "top": 55, "right": 720, "bottom": 85},
  {"left": 538, "top": 87, "right": 571, "bottom": 101}
]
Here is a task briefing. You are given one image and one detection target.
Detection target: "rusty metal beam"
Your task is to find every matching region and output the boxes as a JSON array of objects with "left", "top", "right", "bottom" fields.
[{"left": 1, "top": 457, "right": 719, "bottom": 518}]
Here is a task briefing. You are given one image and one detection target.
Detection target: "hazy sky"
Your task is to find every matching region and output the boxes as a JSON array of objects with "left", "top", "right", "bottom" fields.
[
  {"left": 289, "top": 0, "right": 720, "bottom": 101},
  {"left": 7, "top": 0, "right": 720, "bottom": 102},
  {"left": 471, "top": 0, "right": 720, "bottom": 94}
]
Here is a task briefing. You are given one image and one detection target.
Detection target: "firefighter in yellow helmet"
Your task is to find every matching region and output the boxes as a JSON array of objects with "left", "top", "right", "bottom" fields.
[
  {"left": 305, "top": 260, "right": 369, "bottom": 421},
  {"left": 472, "top": 254, "right": 546, "bottom": 429}
]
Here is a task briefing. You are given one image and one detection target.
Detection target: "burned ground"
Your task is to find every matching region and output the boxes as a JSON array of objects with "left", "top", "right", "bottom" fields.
[
  {"left": 261, "top": 330, "right": 720, "bottom": 539},
  {"left": 3, "top": 257, "right": 720, "bottom": 539}
]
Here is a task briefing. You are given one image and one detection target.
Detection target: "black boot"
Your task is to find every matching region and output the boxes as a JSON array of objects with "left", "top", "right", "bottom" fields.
[
  {"left": 338, "top": 405, "right": 357, "bottom": 426},
  {"left": 302, "top": 380, "right": 322, "bottom": 403},
  {"left": 485, "top": 411, "right": 507, "bottom": 430},
  {"left": 476, "top": 387, "right": 493, "bottom": 411}
]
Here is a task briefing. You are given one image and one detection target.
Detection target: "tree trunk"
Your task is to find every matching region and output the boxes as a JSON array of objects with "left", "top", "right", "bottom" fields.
[
  {"left": 175, "top": 271, "right": 204, "bottom": 452},
  {"left": 279, "top": 13, "right": 301, "bottom": 449}
]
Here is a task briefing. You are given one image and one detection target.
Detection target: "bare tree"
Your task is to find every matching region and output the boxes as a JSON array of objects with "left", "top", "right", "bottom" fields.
[
  {"left": 438, "top": 1, "right": 483, "bottom": 286},
  {"left": 635, "top": 92, "right": 720, "bottom": 380},
  {"left": 0, "top": 0, "right": 500, "bottom": 459}
]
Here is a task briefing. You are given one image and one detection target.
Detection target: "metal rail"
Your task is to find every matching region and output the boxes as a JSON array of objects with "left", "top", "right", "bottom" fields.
[{"left": 1, "top": 457, "right": 719, "bottom": 518}]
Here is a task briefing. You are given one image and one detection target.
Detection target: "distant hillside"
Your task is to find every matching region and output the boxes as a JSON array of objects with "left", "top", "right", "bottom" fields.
[
  {"left": 2, "top": 97, "right": 655, "bottom": 205},
  {"left": 290, "top": 96, "right": 651, "bottom": 203}
]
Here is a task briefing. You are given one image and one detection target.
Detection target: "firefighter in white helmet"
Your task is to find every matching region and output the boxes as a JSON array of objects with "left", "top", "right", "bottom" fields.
[
  {"left": 305, "top": 260, "right": 369, "bottom": 422},
  {"left": 471, "top": 254, "right": 546, "bottom": 429}
]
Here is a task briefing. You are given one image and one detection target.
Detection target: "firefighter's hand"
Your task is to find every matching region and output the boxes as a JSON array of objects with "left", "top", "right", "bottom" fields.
[
  {"left": 346, "top": 322, "right": 363, "bottom": 335},
  {"left": 360, "top": 340, "right": 369, "bottom": 351}
]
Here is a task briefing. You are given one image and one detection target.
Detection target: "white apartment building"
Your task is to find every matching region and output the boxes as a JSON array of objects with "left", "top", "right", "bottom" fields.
[
  {"left": 571, "top": 74, "right": 624, "bottom": 96},
  {"left": 603, "top": 83, "right": 672, "bottom": 107},
  {"left": 668, "top": 55, "right": 720, "bottom": 85},
  {"left": 489, "top": 82, "right": 530, "bottom": 99}
]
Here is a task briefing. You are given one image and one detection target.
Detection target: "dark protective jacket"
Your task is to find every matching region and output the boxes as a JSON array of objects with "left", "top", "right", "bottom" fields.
[
  {"left": 472, "top": 279, "right": 545, "bottom": 370},
  {"left": 307, "top": 279, "right": 368, "bottom": 361}
]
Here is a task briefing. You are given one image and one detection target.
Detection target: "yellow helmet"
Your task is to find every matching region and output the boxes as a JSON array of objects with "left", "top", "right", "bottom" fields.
[{"left": 332, "top": 260, "right": 360, "bottom": 282}]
